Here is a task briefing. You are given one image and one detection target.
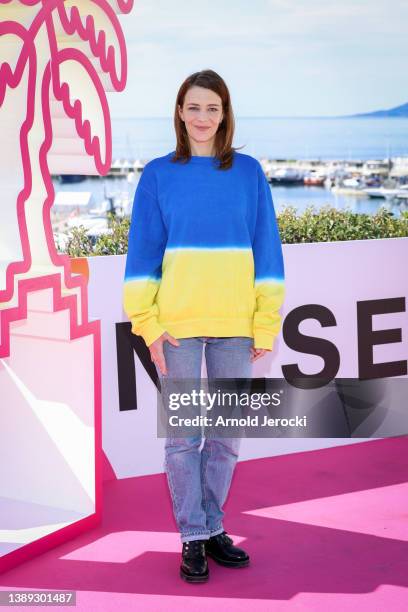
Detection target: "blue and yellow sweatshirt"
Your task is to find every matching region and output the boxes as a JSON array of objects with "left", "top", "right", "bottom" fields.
[{"left": 123, "top": 151, "right": 285, "bottom": 350}]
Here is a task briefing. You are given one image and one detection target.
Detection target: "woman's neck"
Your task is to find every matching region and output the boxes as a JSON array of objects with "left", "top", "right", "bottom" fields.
[{"left": 189, "top": 139, "right": 216, "bottom": 157}]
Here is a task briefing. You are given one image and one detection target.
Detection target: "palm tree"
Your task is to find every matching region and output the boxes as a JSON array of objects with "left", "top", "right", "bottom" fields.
[
  {"left": 0, "top": 0, "right": 134, "bottom": 572},
  {"left": 0, "top": 0, "right": 133, "bottom": 320}
]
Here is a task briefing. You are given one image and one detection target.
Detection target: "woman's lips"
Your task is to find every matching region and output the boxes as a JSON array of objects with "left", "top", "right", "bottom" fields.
[{"left": 195, "top": 126, "right": 210, "bottom": 131}]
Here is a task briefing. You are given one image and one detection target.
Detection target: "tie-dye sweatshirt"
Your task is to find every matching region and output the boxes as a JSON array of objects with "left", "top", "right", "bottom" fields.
[{"left": 123, "top": 150, "right": 285, "bottom": 350}]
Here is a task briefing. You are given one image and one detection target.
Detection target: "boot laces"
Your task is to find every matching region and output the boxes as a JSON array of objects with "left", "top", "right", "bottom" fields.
[
  {"left": 184, "top": 540, "right": 205, "bottom": 555},
  {"left": 219, "top": 532, "right": 234, "bottom": 545}
]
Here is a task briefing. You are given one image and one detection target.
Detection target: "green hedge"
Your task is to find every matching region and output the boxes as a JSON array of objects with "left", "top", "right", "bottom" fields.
[
  {"left": 278, "top": 205, "right": 408, "bottom": 243},
  {"left": 63, "top": 205, "right": 408, "bottom": 257}
]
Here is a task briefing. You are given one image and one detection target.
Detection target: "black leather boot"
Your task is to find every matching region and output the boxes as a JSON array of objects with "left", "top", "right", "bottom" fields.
[
  {"left": 205, "top": 531, "right": 250, "bottom": 567},
  {"left": 180, "top": 540, "right": 209, "bottom": 583}
]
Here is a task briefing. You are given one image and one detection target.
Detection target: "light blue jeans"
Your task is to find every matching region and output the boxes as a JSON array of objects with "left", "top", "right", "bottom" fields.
[{"left": 155, "top": 336, "right": 253, "bottom": 543}]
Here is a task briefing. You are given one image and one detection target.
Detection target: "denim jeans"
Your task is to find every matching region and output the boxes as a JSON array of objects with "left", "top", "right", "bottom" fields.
[{"left": 154, "top": 336, "right": 253, "bottom": 543}]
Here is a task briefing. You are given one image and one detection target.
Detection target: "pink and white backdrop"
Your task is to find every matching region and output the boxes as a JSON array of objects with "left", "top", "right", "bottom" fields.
[
  {"left": 85, "top": 236, "right": 407, "bottom": 478},
  {"left": 0, "top": 0, "right": 134, "bottom": 573},
  {"left": 0, "top": 0, "right": 407, "bottom": 577}
]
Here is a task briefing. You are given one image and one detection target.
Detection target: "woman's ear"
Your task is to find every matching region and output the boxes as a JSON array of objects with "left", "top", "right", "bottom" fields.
[{"left": 177, "top": 104, "right": 184, "bottom": 122}]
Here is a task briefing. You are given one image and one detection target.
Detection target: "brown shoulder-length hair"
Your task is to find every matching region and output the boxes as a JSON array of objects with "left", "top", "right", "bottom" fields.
[{"left": 172, "top": 69, "right": 241, "bottom": 171}]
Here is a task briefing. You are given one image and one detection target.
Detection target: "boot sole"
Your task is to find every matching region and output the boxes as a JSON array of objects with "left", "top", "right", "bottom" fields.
[
  {"left": 180, "top": 567, "right": 209, "bottom": 583},
  {"left": 206, "top": 550, "right": 250, "bottom": 568}
]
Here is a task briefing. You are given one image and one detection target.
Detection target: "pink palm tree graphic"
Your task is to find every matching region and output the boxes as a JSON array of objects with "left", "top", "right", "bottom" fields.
[
  {"left": 0, "top": 0, "right": 133, "bottom": 325},
  {"left": 0, "top": 0, "right": 134, "bottom": 573}
]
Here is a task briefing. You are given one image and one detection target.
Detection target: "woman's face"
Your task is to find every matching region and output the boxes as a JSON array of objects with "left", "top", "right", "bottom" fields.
[{"left": 178, "top": 86, "right": 224, "bottom": 148}]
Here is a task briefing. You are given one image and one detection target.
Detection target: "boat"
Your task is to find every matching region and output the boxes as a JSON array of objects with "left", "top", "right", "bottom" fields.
[
  {"left": 331, "top": 177, "right": 365, "bottom": 195},
  {"left": 395, "top": 185, "right": 408, "bottom": 201},
  {"left": 363, "top": 186, "right": 408, "bottom": 200},
  {"left": 304, "top": 170, "right": 326, "bottom": 186},
  {"left": 342, "top": 177, "right": 362, "bottom": 189},
  {"left": 269, "top": 167, "right": 304, "bottom": 185}
]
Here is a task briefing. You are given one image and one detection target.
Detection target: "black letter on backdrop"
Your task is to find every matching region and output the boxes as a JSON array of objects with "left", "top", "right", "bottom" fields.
[
  {"left": 115, "top": 322, "right": 160, "bottom": 411},
  {"left": 357, "top": 297, "right": 406, "bottom": 379},
  {"left": 282, "top": 304, "right": 340, "bottom": 388}
]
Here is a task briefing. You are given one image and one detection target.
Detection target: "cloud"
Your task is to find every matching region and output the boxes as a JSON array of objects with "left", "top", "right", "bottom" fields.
[{"left": 110, "top": 0, "right": 408, "bottom": 117}]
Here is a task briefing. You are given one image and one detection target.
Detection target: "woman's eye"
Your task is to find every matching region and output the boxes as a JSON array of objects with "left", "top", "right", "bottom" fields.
[{"left": 187, "top": 107, "right": 218, "bottom": 112}]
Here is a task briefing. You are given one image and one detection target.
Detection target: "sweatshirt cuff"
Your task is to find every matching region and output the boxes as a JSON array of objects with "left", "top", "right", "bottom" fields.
[
  {"left": 253, "top": 331, "right": 276, "bottom": 351},
  {"left": 132, "top": 318, "right": 166, "bottom": 347}
]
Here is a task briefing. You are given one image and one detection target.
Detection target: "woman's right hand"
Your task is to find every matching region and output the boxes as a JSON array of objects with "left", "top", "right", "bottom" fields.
[{"left": 149, "top": 332, "right": 180, "bottom": 376}]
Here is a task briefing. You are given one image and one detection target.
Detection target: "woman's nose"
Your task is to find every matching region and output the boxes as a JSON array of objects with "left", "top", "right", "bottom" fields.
[{"left": 198, "top": 111, "right": 210, "bottom": 122}]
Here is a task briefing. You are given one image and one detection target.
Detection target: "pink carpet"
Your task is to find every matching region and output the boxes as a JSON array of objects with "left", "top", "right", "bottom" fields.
[{"left": 1, "top": 437, "right": 408, "bottom": 611}]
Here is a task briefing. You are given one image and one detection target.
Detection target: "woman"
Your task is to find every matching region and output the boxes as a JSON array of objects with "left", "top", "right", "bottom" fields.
[{"left": 123, "top": 69, "right": 285, "bottom": 583}]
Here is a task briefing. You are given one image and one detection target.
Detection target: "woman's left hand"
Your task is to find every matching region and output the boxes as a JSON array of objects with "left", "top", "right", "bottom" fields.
[{"left": 250, "top": 347, "right": 270, "bottom": 362}]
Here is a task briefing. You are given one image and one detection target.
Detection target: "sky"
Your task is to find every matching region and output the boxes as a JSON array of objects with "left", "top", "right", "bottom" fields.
[{"left": 109, "top": 0, "right": 408, "bottom": 119}]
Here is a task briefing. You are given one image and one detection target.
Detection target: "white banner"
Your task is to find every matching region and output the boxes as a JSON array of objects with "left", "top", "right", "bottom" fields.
[{"left": 85, "top": 237, "right": 408, "bottom": 477}]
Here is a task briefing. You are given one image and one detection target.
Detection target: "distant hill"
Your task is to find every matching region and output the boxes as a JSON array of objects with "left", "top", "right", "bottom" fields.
[{"left": 350, "top": 102, "right": 408, "bottom": 118}]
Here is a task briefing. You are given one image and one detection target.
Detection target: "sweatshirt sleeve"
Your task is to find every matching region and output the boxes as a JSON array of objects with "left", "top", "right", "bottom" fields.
[
  {"left": 123, "top": 164, "right": 168, "bottom": 346},
  {"left": 252, "top": 163, "right": 285, "bottom": 350}
]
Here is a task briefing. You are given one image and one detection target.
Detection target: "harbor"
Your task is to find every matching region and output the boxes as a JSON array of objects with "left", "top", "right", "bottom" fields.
[
  {"left": 51, "top": 152, "right": 408, "bottom": 249},
  {"left": 260, "top": 156, "right": 408, "bottom": 198},
  {"left": 56, "top": 154, "right": 408, "bottom": 195},
  {"left": 51, "top": 114, "right": 408, "bottom": 246}
]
